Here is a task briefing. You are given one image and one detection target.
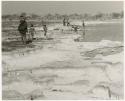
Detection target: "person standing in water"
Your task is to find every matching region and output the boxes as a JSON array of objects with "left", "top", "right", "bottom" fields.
[
  {"left": 66, "top": 18, "right": 70, "bottom": 26},
  {"left": 82, "top": 20, "right": 85, "bottom": 38},
  {"left": 29, "top": 24, "right": 36, "bottom": 41},
  {"left": 72, "top": 25, "right": 79, "bottom": 34},
  {"left": 18, "top": 15, "right": 28, "bottom": 44},
  {"left": 63, "top": 18, "right": 66, "bottom": 26},
  {"left": 43, "top": 24, "right": 47, "bottom": 37}
]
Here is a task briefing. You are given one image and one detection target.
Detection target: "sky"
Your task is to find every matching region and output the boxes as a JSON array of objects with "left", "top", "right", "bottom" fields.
[{"left": 2, "top": 1, "right": 123, "bottom": 15}]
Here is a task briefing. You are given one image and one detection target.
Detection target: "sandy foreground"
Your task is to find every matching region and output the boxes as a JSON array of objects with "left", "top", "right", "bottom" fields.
[{"left": 2, "top": 22, "right": 124, "bottom": 100}]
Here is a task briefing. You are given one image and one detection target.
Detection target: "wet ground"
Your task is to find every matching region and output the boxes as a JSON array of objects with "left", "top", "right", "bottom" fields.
[{"left": 2, "top": 21, "right": 124, "bottom": 100}]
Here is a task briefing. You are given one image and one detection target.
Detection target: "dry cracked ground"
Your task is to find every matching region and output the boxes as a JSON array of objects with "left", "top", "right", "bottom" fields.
[{"left": 2, "top": 25, "right": 124, "bottom": 100}]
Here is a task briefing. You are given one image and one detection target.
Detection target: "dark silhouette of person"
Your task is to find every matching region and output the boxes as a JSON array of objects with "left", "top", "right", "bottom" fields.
[
  {"left": 63, "top": 18, "right": 66, "bottom": 26},
  {"left": 43, "top": 25, "right": 47, "bottom": 37},
  {"left": 18, "top": 15, "right": 28, "bottom": 44},
  {"left": 29, "top": 24, "right": 36, "bottom": 41},
  {"left": 82, "top": 20, "right": 85, "bottom": 38}
]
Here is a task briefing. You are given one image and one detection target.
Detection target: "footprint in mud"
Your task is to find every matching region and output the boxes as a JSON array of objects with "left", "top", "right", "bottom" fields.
[{"left": 2, "top": 90, "right": 25, "bottom": 100}]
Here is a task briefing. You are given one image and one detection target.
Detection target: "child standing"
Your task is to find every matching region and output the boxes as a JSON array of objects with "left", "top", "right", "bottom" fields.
[
  {"left": 29, "top": 24, "right": 36, "bottom": 41},
  {"left": 43, "top": 25, "right": 47, "bottom": 37},
  {"left": 63, "top": 18, "right": 66, "bottom": 26},
  {"left": 26, "top": 27, "right": 32, "bottom": 43},
  {"left": 26, "top": 24, "right": 36, "bottom": 43}
]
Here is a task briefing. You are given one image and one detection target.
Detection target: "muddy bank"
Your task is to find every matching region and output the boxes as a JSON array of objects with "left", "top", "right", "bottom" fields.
[{"left": 2, "top": 23, "right": 124, "bottom": 100}]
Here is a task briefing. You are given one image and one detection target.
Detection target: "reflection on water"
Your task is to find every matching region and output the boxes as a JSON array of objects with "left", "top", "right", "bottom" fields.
[{"left": 83, "top": 23, "right": 123, "bottom": 42}]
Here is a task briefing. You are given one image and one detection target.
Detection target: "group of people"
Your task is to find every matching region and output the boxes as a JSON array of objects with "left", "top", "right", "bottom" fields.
[
  {"left": 18, "top": 15, "right": 48, "bottom": 44},
  {"left": 63, "top": 17, "right": 85, "bottom": 37},
  {"left": 63, "top": 18, "right": 70, "bottom": 26},
  {"left": 70, "top": 20, "right": 85, "bottom": 39},
  {"left": 18, "top": 15, "right": 85, "bottom": 44},
  {"left": 18, "top": 15, "right": 35, "bottom": 44}
]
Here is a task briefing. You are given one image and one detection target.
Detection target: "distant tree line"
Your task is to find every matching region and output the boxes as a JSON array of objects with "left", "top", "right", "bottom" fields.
[{"left": 2, "top": 11, "right": 124, "bottom": 21}]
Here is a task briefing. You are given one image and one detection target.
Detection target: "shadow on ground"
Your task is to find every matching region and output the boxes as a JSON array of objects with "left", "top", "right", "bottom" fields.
[{"left": 2, "top": 37, "right": 54, "bottom": 52}]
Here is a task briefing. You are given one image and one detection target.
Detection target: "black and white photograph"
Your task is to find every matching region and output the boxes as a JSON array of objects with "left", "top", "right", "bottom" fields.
[{"left": 1, "top": 0, "right": 124, "bottom": 100}]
